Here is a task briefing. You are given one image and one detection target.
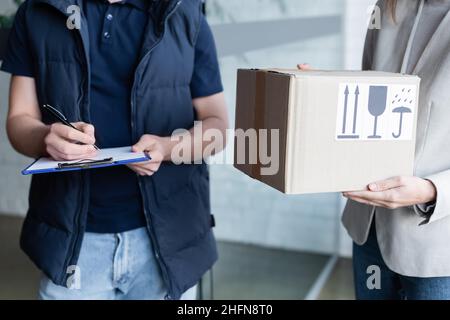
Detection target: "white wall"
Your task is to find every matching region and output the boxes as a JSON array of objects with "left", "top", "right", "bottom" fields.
[
  {"left": 0, "top": 71, "right": 31, "bottom": 216},
  {"left": 0, "top": 0, "right": 31, "bottom": 216},
  {"left": 0, "top": 1, "right": 16, "bottom": 12}
]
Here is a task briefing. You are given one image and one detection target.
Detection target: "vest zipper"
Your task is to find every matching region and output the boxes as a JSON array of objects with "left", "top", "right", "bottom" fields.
[
  {"left": 130, "top": 0, "right": 182, "bottom": 300},
  {"left": 63, "top": 26, "right": 91, "bottom": 285}
]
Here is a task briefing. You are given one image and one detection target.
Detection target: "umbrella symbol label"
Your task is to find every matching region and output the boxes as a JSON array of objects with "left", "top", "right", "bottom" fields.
[{"left": 336, "top": 83, "right": 416, "bottom": 141}]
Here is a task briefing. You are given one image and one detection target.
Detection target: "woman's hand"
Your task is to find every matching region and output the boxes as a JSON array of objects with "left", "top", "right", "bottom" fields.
[
  {"left": 297, "top": 63, "right": 313, "bottom": 70},
  {"left": 44, "top": 122, "right": 97, "bottom": 161},
  {"left": 343, "top": 176, "right": 437, "bottom": 209},
  {"left": 127, "top": 134, "right": 171, "bottom": 176}
]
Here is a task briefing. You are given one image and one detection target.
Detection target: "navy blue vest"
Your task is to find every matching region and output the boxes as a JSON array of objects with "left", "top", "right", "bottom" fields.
[{"left": 19, "top": 0, "right": 217, "bottom": 299}]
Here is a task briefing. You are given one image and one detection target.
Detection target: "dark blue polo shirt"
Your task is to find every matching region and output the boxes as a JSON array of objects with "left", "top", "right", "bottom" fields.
[{"left": 1, "top": 0, "right": 223, "bottom": 233}]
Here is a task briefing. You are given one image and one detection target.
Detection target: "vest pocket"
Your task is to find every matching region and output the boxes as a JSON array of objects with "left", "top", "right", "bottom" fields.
[
  {"left": 147, "top": 164, "right": 212, "bottom": 254},
  {"left": 28, "top": 172, "right": 81, "bottom": 233},
  {"left": 20, "top": 214, "right": 72, "bottom": 286},
  {"left": 151, "top": 164, "right": 203, "bottom": 200}
]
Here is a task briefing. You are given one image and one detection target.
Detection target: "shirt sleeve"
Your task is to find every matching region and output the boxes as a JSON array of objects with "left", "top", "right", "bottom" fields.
[
  {"left": 190, "top": 15, "right": 223, "bottom": 99},
  {"left": 0, "top": 3, "right": 34, "bottom": 77}
]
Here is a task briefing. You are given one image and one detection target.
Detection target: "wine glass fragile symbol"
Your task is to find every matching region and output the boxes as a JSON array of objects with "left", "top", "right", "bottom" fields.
[{"left": 367, "top": 86, "right": 388, "bottom": 139}]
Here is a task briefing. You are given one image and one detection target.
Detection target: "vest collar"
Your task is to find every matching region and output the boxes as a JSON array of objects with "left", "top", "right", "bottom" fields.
[
  {"left": 34, "top": 0, "right": 81, "bottom": 16},
  {"left": 34, "top": 0, "right": 182, "bottom": 17}
]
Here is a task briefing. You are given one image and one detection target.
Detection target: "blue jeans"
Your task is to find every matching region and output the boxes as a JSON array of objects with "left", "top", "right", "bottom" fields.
[
  {"left": 353, "top": 222, "right": 450, "bottom": 300},
  {"left": 39, "top": 227, "right": 197, "bottom": 300}
]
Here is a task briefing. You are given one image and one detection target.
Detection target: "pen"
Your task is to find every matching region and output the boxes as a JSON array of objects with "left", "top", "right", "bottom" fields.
[{"left": 43, "top": 104, "right": 100, "bottom": 150}]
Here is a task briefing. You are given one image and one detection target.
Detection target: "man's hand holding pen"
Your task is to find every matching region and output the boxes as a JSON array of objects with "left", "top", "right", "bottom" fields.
[
  {"left": 41, "top": 104, "right": 99, "bottom": 161},
  {"left": 44, "top": 122, "right": 97, "bottom": 161}
]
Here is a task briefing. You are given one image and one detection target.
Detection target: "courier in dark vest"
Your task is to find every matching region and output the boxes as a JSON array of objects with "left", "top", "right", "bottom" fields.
[{"left": 1, "top": 0, "right": 228, "bottom": 300}]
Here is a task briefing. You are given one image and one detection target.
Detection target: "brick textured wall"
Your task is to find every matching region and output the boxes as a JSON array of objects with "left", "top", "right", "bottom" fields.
[{"left": 208, "top": 0, "right": 344, "bottom": 255}]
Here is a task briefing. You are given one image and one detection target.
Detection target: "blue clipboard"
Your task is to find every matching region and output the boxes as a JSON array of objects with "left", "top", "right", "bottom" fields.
[{"left": 22, "top": 146, "right": 151, "bottom": 175}]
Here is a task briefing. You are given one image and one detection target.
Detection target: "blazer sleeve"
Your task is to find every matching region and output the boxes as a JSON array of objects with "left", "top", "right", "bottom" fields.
[{"left": 415, "top": 170, "right": 450, "bottom": 224}]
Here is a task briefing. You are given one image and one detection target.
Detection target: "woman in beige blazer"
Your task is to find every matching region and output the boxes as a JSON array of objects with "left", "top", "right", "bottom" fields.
[
  {"left": 344, "top": 0, "right": 450, "bottom": 300},
  {"left": 302, "top": 0, "right": 450, "bottom": 299}
]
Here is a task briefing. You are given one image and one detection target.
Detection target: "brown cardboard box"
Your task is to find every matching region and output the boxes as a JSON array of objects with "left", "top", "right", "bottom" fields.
[{"left": 234, "top": 69, "right": 420, "bottom": 194}]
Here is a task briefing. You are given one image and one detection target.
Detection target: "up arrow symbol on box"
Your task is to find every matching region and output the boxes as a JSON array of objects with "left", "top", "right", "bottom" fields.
[{"left": 352, "top": 86, "right": 360, "bottom": 135}]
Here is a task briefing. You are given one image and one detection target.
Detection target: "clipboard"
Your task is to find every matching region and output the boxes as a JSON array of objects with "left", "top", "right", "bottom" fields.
[{"left": 22, "top": 146, "right": 151, "bottom": 175}]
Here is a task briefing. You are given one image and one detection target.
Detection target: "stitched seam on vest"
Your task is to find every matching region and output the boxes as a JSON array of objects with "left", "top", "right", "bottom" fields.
[
  {"left": 140, "top": 84, "right": 190, "bottom": 90},
  {"left": 37, "top": 60, "right": 79, "bottom": 64}
]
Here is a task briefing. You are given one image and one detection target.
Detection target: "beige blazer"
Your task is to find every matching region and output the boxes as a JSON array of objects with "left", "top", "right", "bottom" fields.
[{"left": 342, "top": 0, "right": 450, "bottom": 277}]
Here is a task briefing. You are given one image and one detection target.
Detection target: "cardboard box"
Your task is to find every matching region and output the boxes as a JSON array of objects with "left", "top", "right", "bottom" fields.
[{"left": 234, "top": 69, "right": 420, "bottom": 194}]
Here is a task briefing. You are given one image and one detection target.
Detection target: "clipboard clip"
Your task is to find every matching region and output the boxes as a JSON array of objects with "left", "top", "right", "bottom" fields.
[{"left": 57, "top": 157, "right": 114, "bottom": 170}]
